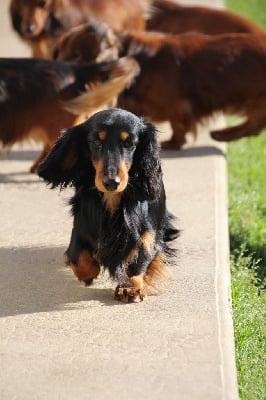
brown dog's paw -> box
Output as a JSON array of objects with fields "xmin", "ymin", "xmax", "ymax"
[{"xmin": 114, "ymin": 287, "xmax": 144, "ymax": 303}]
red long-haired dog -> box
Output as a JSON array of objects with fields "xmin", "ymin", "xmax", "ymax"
[
  {"xmin": 0, "ymin": 56, "xmax": 139, "ymax": 171},
  {"xmin": 118, "ymin": 31, "xmax": 266, "ymax": 148},
  {"xmin": 52, "ymin": 1, "xmax": 265, "ymax": 63},
  {"xmin": 52, "ymin": 21, "xmax": 266, "ymax": 147},
  {"xmin": 38, "ymin": 108, "xmax": 178, "ymax": 303},
  {"xmin": 146, "ymin": 0, "xmax": 264, "ymax": 35},
  {"xmin": 9, "ymin": 0, "xmax": 145, "ymax": 58}
]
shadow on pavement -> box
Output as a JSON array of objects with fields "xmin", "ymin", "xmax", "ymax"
[
  {"xmin": 0, "ymin": 246, "xmax": 117, "ymax": 318},
  {"xmin": 161, "ymin": 145, "xmax": 226, "ymax": 159},
  {"xmin": 1, "ymin": 146, "xmax": 225, "ymax": 163},
  {"xmin": 0, "ymin": 171, "xmax": 42, "ymax": 184},
  {"xmin": 0, "ymin": 149, "xmax": 41, "ymax": 161}
]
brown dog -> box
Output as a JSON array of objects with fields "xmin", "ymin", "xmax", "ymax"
[
  {"xmin": 54, "ymin": 24, "xmax": 266, "ymax": 146},
  {"xmin": 9, "ymin": 0, "xmax": 145, "ymax": 57},
  {"xmin": 0, "ymin": 56, "xmax": 139, "ymax": 171},
  {"xmin": 146, "ymin": 0, "xmax": 264, "ymax": 35},
  {"xmin": 52, "ymin": 1, "xmax": 265, "ymax": 63},
  {"xmin": 117, "ymin": 30, "xmax": 266, "ymax": 147}
]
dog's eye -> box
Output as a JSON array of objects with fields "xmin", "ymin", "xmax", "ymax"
[
  {"xmin": 92, "ymin": 140, "xmax": 103, "ymax": 150},
  {"xmin": 37, "ymin": 0, "xmax": 46, "ymax": 8},
  {"xmin": 123, "ymin": 140, "xmax": 135, "ymax": 149}
]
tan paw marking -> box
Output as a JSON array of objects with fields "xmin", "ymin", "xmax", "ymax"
[{"xmin": 114, "ymin": 287, "xmax": 144, "ymax": 303}]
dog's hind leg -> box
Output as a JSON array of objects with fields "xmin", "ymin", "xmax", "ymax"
[
  {"xmin": 143, "ymin": 251, "xmax": 169, "ymax": 294},
  {"xmin": 211, "ymin": 118, "xmax": 266, "ymax": 141},
  {"xmin": 160, "ymin": 116, "xmax": 194, "ymax": 150}
]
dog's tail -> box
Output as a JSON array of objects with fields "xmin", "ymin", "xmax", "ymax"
[{"xmin": 63, "ymin": 57, "xmax": 140, "ymax": 115}]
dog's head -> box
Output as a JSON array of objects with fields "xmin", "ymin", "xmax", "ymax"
[
  {"xmin": 53, "ymin": 21, "xmax": 119, "ymax": 63},
  {"xmin": 38, "ymin": 108, "xmax": 162, "ymax": 201},
  {"xmin": 10, "ymin": 0, "xmax": 54, "ymax": 38}
]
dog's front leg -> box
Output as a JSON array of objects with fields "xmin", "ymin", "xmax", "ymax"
[
  {"xmin": 114, "ymin": 249, "xmax": 168, "ymax": 303},
  {"xmin": 65, "ymin": 249, "xmax": 100, "ymax": 286},
  {"xmin": 65, "ymin": 230, "xmax": 100, "ymax": 285},
  {"xmin": 114, "ymin": 273, "xmax": 145, "ymax": 303}
]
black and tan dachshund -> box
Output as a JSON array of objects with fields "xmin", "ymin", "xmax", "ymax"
[{"xmin": 38, "ymin": 108, "xmax": 178, "ymax": 303}]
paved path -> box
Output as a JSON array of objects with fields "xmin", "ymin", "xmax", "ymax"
[{"xmin": 0, "ymin": 1, "xmax": 238, "ymax": 399}]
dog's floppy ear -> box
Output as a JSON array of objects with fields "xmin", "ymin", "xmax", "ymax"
[
  {"xmin": 38, "ymin": 123, "xmax": 94, "ymax": 189},
  {"xmin": 129, "ymin": 121, "xmax": 162, "ymax": 200}
]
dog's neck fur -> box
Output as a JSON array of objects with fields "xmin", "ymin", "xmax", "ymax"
[{"xmin": 103, "ymin": 192, "xmax": 122, "ymax": 214}]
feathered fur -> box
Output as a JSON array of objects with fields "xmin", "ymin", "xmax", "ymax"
[{"xmin": 0, "ymin": 56, "xmax": 139, "ymax": 171}]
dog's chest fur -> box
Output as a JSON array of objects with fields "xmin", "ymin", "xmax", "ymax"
[{"xmin": 71, "ymin": 189, "xmax": 150, "ymax": 268}]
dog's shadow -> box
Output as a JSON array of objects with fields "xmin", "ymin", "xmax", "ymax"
[
  {"xmin": 0, "ymin": 149, "xmax": 43, "ymax": 184},
  {"xmin": 160, "ymin": 145, "xmax": 226, "ymax": 159},
  {"xmin": 0, "ymin": 246, "xmax": 118, "ymax": 318},
  {"xmin": 0, "ymin": 149, "xmax": 42, "ymax": 162}
]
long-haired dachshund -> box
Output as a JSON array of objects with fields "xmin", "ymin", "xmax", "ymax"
[
  {"xmin": 117, "ymin": 30, "xmax": 266, "ymax": 148},
  {"xmin": 50, "ymin": 22, "xmax": 266, "ymax": 147},
  {"xmin": 52, "ymin": 2, "xmax": 265, "ymax": 63},
  {"xmin": 0, "ymin": 56, "xmax": 139, "ymax": 171},
  {"xmin": 9, "ymin": 0, "xmax": 145, "ymax": 58},
  {"xmin": 38, "ymin": 108, "xmax": 178, "ymax": 303},
  {"xmin": 146, "ymin": 0, "xmax": 264, "ymax": 35}
]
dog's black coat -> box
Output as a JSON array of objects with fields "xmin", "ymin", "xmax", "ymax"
[{"xmin": 38, "ymin": 109, "xmax": 178, "ymax": 298}]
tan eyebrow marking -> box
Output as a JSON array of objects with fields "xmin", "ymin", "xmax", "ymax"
[
  {"xmin": 98, "ymin": 131, "xmax": 107, "ymax": 141},
  {"xmin": 120, "ymin": 131, "xmax": 129, "ymax": 141}
]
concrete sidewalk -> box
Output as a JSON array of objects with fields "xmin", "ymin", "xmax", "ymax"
[{"xmin": 0, "ymin": 1, "xmax": 238, "ymax": 399}]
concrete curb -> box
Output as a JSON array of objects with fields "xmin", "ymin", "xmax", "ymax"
[{"xmin": 214, "ymin": 144, "xmax": 238, "ymax": 399}]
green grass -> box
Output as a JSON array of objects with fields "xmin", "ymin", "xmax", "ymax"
[
  {"xmin": 225, "ymin": 1, "xmax": 266, "ymax": 398},
  {"xmin": 225, "ymin": 0, "xmax": 266, "ymax": 29},
  {"xmin": 228, "ymin": 135, "xmax": 266, "ymax": 282},
  {"xmin": 228, "ymin": 136, "xmax": 266, "ymax": 399},
  {"xmin": 231, "ymin": 249, "xmax": 266, "ymax": 400}
]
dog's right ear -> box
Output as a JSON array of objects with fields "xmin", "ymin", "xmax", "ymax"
[{"xmin": 38, "ymin": 124, "xmax": 94, "ymax": 189}]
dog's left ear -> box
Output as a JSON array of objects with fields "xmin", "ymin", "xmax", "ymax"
[
  {"xmin": 38, "ymin": 123, "xmax": 94, "ymax": 189},
  {"xmin": 129, "ymin": 122, "xmax": 162, "ymax": 200}
]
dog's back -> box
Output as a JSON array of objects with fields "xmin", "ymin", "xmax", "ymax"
[
  {"xmin": 147, "ymin": 0, "xmax": 264, "ymax": 35},
  {"xmin": 176, "ymin": 33, "xmax": 266, "ymax": 114},
  {"xmin": 0, "ymin": 58, "xmax": 77, "ymax": 146},
  {"xmin": 118, "ymin": 30, "xmax": 266, "ymax": 146}
]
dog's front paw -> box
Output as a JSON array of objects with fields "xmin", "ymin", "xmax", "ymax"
[{"xmin": 114, "ymin": 287, "xmax": 144, "ymax": 303}]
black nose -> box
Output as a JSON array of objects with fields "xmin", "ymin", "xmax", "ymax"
[
  {"xmin": 27, "ymin": 24, "xmax": 36, "ymax": 33},
  {"xmin": 102, "ymin": 176, "xmax": 120, "ymax": 191}
]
